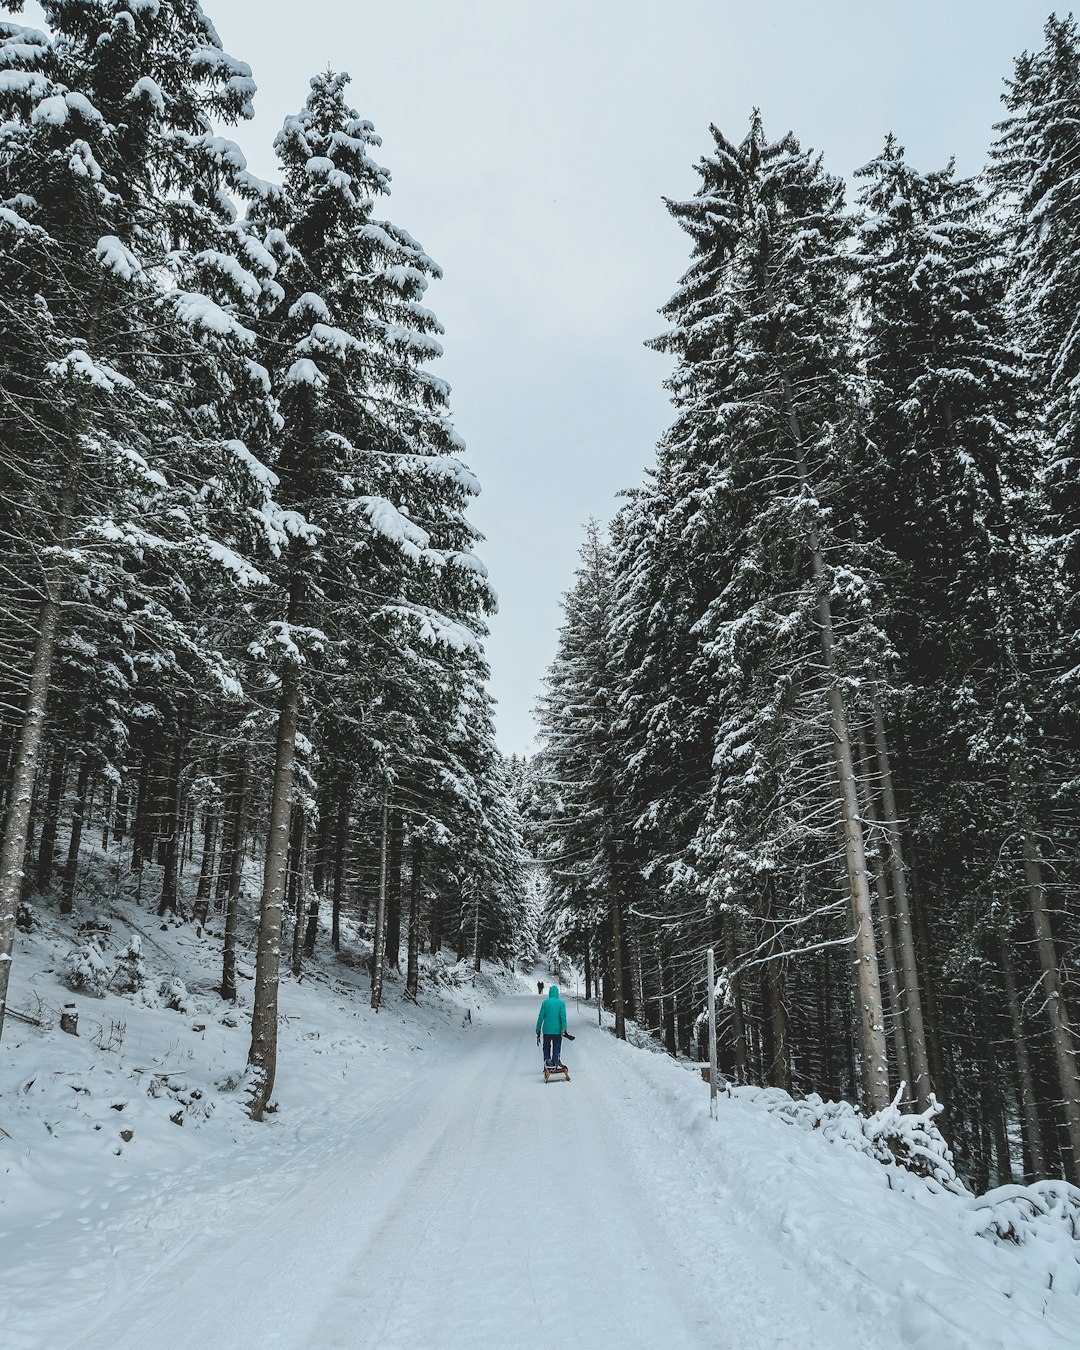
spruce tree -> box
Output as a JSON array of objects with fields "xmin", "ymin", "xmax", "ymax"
[{"xmin": 0, "ymin": 1, "xmax": 280, "ymax": 1040}]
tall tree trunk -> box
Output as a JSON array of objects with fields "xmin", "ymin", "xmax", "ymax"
[
  {"xmin": 385, "ymin": 807, "xmax": 404, "ymax": 971},
  {"xmin": 609, "ymin": 885, "xmax": 627, "ymax": 1040},
  {"xmin": 35, "ymin": 744, "xmax": 66, "ymax": 893},
  {"xmin": 997, "ymin": 923, "xmax": 1045, "ymax": 1179},
  {"xmin": 406, "ymin": 839, "xmax": 423, "ymax": 1000},
  {"xmin": 130, "ymin": 747, "xmax": 153, "ymax": 875},
  {"xmin": 193, "ymin": 807, "xmax": 218, "ymax": 929},
  {"xmin": 113, "ymin": 780, "xmax": 130, "ymax": 847},
  {"xmin": 660, "ymin": 942, "xmax": 677, "ymax": 1056},
  {"xmin": 221, "ymin": 755, "xmax": 248, "ymax": 1003},
  {"xmin": 906, "ymin": 857, "xmax": 947, "ymax": 1106},
  {"xmin": 59, "ymin": 750, "xmax": 91, "ymax": 915},
  {"xmin": 302, "ymin": 883, "xmax": 319, "ymax": 959},
  {"xmin": 620, "ymin": 918, "xmax": 636, "ymax": 1024},
  {"xmin": 822, "ymin": 664, "xmax": 889, "ymax": 1109},
  {"xmin": 762, "ymin": 875, "xmax": 792, "ymax": 1092},
  {"xmin": 193, "ymin": 744, "xmax": 220, "ymax": 929},
  {"xmin": 1021, "ymin": 823, "xmax": 1080, "ymax": 1184},
  {"xmin": 289, "ymin": 808, "xmax": 307, "ymax": 979},
  {"xmin": 784, "ymin": 381, "xmax": 889, "ymax": 1110},
  {"xmin": 978, "ymin": 989, "xmax": 1014, "ymax": 1187},
  {"xmin": 817, "ymin": 953, "xmax": 833, "ymax": 1094},
  {"xmin": 331, "ymin": 788, "xmax": 347, "ymax": 953},
  {"xmin": 871, "ymin": 702, "xmax": 933, "ymax": 1111},
  {"xmin": 0, "ymin": 589, "xmax": 66, "ymax": 1043},
  {"xmin": 634, "ymin": 932, "xmax": 645, "ymax": 1027},
  {"xmin": 725, "ymin": 920, "xmax": 749, "ymax": 1085},
  {"xmin": 429, "ymin": 880, "xmax": 441, "ymax": 956},
  {"xmin": 157, "ymin": 716, "xmax": 187, "ymax": 918},
  {"xmin": 370, "ymin": 792, "xmax": 389, "ymax": 1011},
  {"xmin": 857, "ymin": 728, "xmax": 913, "ymax": 1103},
  {"xmin": 583, "ymin": 944, "xmax": 592, "ymax": 1003},
  {"xmin": 247, "ymin": 669, "xmax": 301, "ymax": 1119},
  {"xmin": 472, "ymin": 884, "xmax": 482, "ymax": 974}
]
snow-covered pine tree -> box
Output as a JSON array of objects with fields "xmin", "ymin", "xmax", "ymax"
[
  {"xmin": 536, "ymin": 521, "xmax": 633, "ymax": 1039},
  {"xmin": 986, "ymin": 18, "xmax": 1080, "ymax": 1179},
  {"xmin": 854, "ymin": 138, "xmax": 1058, "ymax": 1162},
  {"xmin": 645, "ymin": 114, "xmax": 893, "ymax": 1108},
  {"xmin": 242, "ymin": 69, "xmax": 496, "ymax": 1112},
  {"xmin": 0, "ymin": 0, "xmax": 283, "ymax": 1040}
]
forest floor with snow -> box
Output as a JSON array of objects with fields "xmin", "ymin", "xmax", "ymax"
[{"xmin": 3, "ymin": 900, "xmax": 1079, "ymax": 1349}]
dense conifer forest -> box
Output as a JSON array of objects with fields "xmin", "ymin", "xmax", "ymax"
[
  {"xmin": 531, "ymin": 15, "xmax": 1080, "ymax": 1189},
  {"xmin": 3, "ymin": 1, "xmax": 1080, "ymax": 1204},
  {"xmin": 0, "ymin": 0, "xmax": 530, "ymax": 1117}
]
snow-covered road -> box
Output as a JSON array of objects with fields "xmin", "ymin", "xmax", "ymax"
[{"xmin": 56, "ymin": 988, "xmax": 870, "ymax": 1350}]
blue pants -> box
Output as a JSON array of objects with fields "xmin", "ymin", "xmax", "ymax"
[{"xmin": 543, "ymin": 1033, "xmax": 563, "ymax": 1067}]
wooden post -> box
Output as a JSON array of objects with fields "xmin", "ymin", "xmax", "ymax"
[{"xmin": 707, "ymin": 947, "xmax": 718, "ymax": 1119}]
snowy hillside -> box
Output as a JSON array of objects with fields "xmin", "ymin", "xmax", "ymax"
[{"xmin": 3, "ymin": 918, "xmax": 1077, "ymax": 1350}]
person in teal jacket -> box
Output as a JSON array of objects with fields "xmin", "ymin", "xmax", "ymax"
[{"xmin": 536, "ymin": 984, "xmax": 568, "ymax": 1068}]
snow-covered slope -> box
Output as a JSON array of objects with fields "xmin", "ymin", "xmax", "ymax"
[{"xmin": 2, "ymin": 923, "xmax": 1077, "ymax": 1349}]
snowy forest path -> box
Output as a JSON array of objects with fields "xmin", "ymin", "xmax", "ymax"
[{"xmin": 58, "ymin": 986, "xmax": 870, "ymax": 1350}]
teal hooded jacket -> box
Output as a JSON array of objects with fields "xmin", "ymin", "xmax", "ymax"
[{"xmin": 536, "ymin": 986, "xmax": 567, "ymax": 1035}]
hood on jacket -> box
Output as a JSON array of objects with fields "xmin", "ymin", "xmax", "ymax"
[{"xmin": 549, "ymin": 986, "xmax": 559, "ymax": 999}]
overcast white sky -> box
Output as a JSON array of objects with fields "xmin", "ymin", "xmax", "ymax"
[{"xmin": 36, "ymin": 1, "xmax": 1055, "ymax": 752}]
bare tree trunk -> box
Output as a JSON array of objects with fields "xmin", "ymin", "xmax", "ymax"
[
  {"xmin": 660, "ymin": 942, "xmax": 677, "ymax": 1056},
  {"xmin": 784, "ymin": 382, "xmax": 889, "ymax": 1110},
  {"xmin": 857, "ymin": 728, "xmax": 913, "ymax": 1102},
  {"xmin": 817, "ymin": 952, "xmax": 833, "ymax": 1093},
  {"xmin": 157, "ymin": 717, "xmax": 187, "ymax": 918},
  {"xmin": 331, "ymin": 788, "xmax": 347, "ymax": 953},
  {"xmin": 59, "ymin": 750, "xmax": 91, "ymax": 915},
  {"xmin": 978, "ymin": 989, "xmax": 1014, "ymax": 1187},
  {"xmin": 302, "ymin": 883, "xmax": 319, "ymax": 960},
  {"xmin": 220, "ymin": 756, "xmax": 248, "ymax": 1002},
  {"xmin": 429, "ymin": 881, "xmax": 441, "ymax": 956},
  {"xmin": 370, "ymin": 792, "xmax": 389, "ymax": 1010},
  {"xmin": 472, "ymin": 884, "xmax": 481, "ymax": 974},
  {"xmin": 583, "ymin": 944, "xmax": 592, "ymax": 1002},
  {"xmin": 406, "ymin": 839, "xmax": 423, "ymax": 1000},
  {"xmin": 0, "ymin": 591, "xmax": 65, "ymax": 1043},
  {"xmin": 289, "ymin": 809, "xmax": 307, "ymax": 979},
  {"xmin": 609, "ymin": 884, "xmax": 627, "ymax": 1040},
  {"xmin": 130, "ymin": 747, "xmax": 152, "ymax": 876},
  {"xmin": 725, "ymin": 921, "xmax": 749, "ymax": 1084},
  {"xmin": 1021, "ymin": 825, "xmax": 1080, "ymax": 1183},
  {"xmin": 907, "ymin": 857, "xmax": 947, "ymax": 1104},
  {"xmin": 997, "ymin": 923, "xmax": 1045, "ymax": 1179},
  {"xmin": 634, "ymin": 931, "xmax": 645, "ymax": 1025},
  {"xmin": 824, "ymin": 672, "xmax": 889, "ymax": 1106},
  {"xmin": 101, "ymin": 782, "xmax": 113, "ymax": 850},
  {"xmin": 193, "ymin": 743, "xmax": 220, "ymax": 929},
  {"xmin": 113, "ymin": 779, "xmax": 130, "ymax": 847},
  {"xmin": 385, "ymin": 808, "xmax": 403, "ymax": 971},
  {"xmin": 247, "ymin": 671, "xmax": 301, "ymax": 1119},
  {"xmin": 761, "ymin": 875, "xmax": 792, "ymax": 1092},
  {"xmin": 36, "ymin": 743, "xmax": 66, "ymax": 893},
  {"xmin": 871, "ymin": 703, "xmax": 933, "ymax": 1111}
]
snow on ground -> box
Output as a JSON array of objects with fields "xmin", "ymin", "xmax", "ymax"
[{"xmin": 3, "ymin": 915, "xmax": 1077, "ymax": 1349}]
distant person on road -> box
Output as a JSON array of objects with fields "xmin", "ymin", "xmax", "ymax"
[
  {"xmin": 536, "ymin": 983, "xmax": 568, "ymax": 1068},
  {"xmin": 537, "ymin": 980, "xmax": 544, "ymax": 996}
]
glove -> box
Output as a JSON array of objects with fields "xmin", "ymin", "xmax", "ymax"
[{"xmin": 536, "ymin": 1034, "xmax": 541, "ymax": 1046}]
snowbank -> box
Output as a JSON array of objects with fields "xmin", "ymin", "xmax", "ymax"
[
  {"xmin": 599, "ymin": 1026, "xmax": 1079, "ymax": 1349},
  {"xmin": 0, "ymin": 894, "xmax": 520, "ymax": 1350}
]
